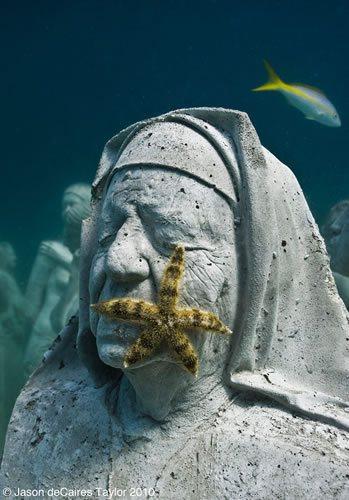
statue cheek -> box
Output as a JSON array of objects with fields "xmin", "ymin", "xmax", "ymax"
[{"xmin": 183, "ymin": 265, "xmax": 225, "ymax": 308}]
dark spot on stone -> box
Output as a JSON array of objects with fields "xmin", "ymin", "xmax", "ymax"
[
  {"xmin": 161, "ymin": 146, "xmax": 165, "ymax": 150},
  {"xmin": 59, "ymin": 360, "xmax": 65, "ymax": 369},
  {"xmin": 196, "ymin": 205, "xmax": 199, "ymax": 209},
  {"xmin": 30, "ymin": 431, "xmax": 46, "ymax": 447},
  {"xmin": 25, "ymin": 399, "xmax": 37, "ymax": 409},
  {"xmin": 281, "ymin": 240, "xmax": 287, "ymax": 247},
  {"xmin": 124, "ymin": 232, "xmax": 128, "ymax": 236},
  {"xmin": 180, "ymin": 188, "xmax": 185, "ymax": 193}
]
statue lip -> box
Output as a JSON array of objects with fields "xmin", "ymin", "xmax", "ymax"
[{"xmin": 96, "ymin": 323, "xmax": 139, "ymax": 342}]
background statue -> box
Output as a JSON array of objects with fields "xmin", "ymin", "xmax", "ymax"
[
  {"xmin": 1, "ymin": 109, "xmax": 348, "ymax": 498},
  {"xmin": 50, "ymin": 249, "xmax": 81, "ymax": 333},
  {"xmin": 0, "ymin": 242, "xmax": 26, "ymax": 457},
  {"xmin": 24, "ymin": 183, "xmax": 91, "ymax": 376},
  {"xmin": 322, "ymin": 200, "xmax": 349, "ymax": 308}
]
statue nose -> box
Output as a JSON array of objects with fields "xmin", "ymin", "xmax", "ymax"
[{"xmin": 106, "ymin": 237, "xmax": 150, "ymax": 283}]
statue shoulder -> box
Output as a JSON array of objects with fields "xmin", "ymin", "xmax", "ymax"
[
  {"xmin": 1, "ymin": 357, "xmax": 114, "ymax": 489},
  {"xmin": 153, "ymin": 399, "xmax": 349, "ymax": 499},
  {"xmin": 1, "ymin": 318, "xmax": 114, "ymax": 489}
]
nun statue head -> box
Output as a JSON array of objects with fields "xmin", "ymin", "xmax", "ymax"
[
  {"xmin": 78, "ymin": 108, "xmax": 349, "ymax": 427},
  {"xmin": 86, "ymin": 122, "xmax": 240, "ymax": 419}
]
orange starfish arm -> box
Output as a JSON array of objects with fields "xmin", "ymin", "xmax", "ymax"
[
  {"xmin": 91, "ymin": 298, "xmax": 159, "ymax": 324},
  {"xmin": 176, "ymin": 308, "xmax": 232, "ymax": 334},
  {"xmin": 159, "ymin": 245, "xmax": 185, "ymax": 313},
  {"xmin": 166, "ymin": 329, "xmax": 199, "ymax": 376},
  {"xmin": 124, "ymin": 326, "xmax": 163, "ymax": 367}
]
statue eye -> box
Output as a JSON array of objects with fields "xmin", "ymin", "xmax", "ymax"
[{"xmin": 98, "ymin": 233, "xmax": 115, "ymax": 248}]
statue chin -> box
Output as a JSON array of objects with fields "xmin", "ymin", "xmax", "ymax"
[{"xmin": 95, "ymin": 320, "xmax": 134, "ymax": 369}]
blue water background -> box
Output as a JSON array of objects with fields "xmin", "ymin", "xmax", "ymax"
[{"xmin": 1, "ymin": 0, "xmax": 348, "ymax": 284}]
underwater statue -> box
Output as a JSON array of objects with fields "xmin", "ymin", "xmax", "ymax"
[
  {"xmin": 0, "ymin": 242, "xmax": 26, "ymax": 456},
  {"xmin": 322, "ymin": 199, "xmax": 349, "ymax": 309},
  {"xmin": 1, "ymin": 109, "xmax": 348, "ymax": 498},
  {"xmin": 50, "ymin": 249, "xmax": 81, "ymax": 333},
  {"xmin": 24, "ymin": 183, "xmax": 91, "ymax": 376}
]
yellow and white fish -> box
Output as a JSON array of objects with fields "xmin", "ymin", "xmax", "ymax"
[{"xmin": 253, "ymin": 61, "xmax": 341, "ymax": 127}]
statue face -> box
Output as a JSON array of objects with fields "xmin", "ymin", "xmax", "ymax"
[
  {"xmin": 89, "ymin": 167, "xmax": 237, "ymax": 373},
  {"xmin": 326, "ymin": 207, "xmax": 349, "ymax": 276},
  {"xmin": 62, "ymin": 191, "xmax": 85, "ymax": 227}
]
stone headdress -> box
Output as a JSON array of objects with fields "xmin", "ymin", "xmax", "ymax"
[{"xmin": 46, "ymin": 108, "xmax": 349, "ymax": 430}]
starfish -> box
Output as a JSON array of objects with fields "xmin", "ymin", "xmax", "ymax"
[{"xmin": 91, "ymin": 245, "xmax": 232, "ymax": 376}]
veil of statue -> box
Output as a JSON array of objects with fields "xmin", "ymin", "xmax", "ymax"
[{"xmin": 1, "ymin": 108, "xmax": 348, "ymax": 499}]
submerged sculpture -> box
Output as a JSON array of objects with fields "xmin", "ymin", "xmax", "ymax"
[
  {"xmin": 24, "ymin": 183, "xmax": 91, "ymax": 375},
  {"xmin": 0, "ymin": 242, "xmax": 26, "ymax": 455},
  {"xmin": 322, "ymin": 200, "xmax": 349, "ymax": 308},
  {"xmin": 1, "ymin": 109, "xmax": 348, "ymax": 498}
]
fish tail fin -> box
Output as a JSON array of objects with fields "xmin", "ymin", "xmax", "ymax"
[{"xmin": 252, "ymin": 60, "xmax": 284, "ymax": 92}]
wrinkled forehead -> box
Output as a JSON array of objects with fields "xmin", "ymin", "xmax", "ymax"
[
  {"xmin": 100, "ymin": 166, "xmax": 235, "ymax": 243},
  {"xmin": 103, "ymin": 166, "xmax": 232, "ymax": 213}
]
